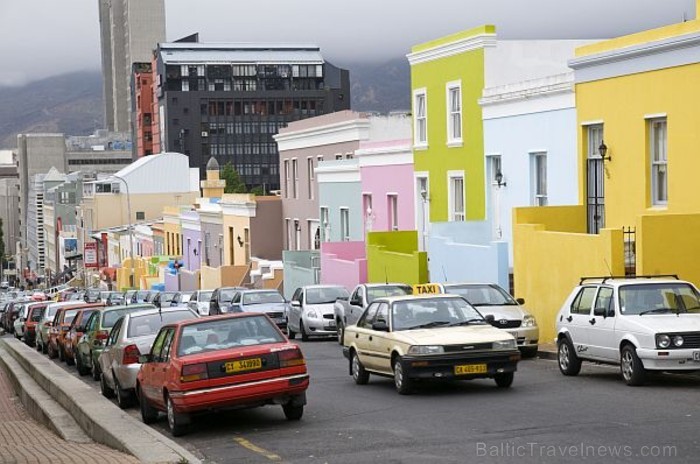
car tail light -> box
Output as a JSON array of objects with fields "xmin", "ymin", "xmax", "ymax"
[
  {"xmin": 95, "ymin": 330, "xmax": 109, "ymax": 340},
  {"xmin": 181, "ymin": 363, "xmax": 208, "ymax": 382},
  {"xmin": 122, "ymin": 344, "xmax": 140, "ymax": 365},
  {"xmin": 278, "ymin": 347, "xmax": 305, "ymax": 368}
]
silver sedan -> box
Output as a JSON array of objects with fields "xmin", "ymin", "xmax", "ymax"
[{"xmin": 97, "ymin": 307, "xmax": 198, "ymax": 408}]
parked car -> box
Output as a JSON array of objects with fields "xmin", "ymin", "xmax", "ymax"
[
  {"xmin": 153, "ymin": 291, "xmax": 179, "ymax": 308},
  {"xmin": 76, "ymin": 304, "xmax": 156, "ymax": 380},
  {"xmin": 136, "ymin": 313, "xmax": 309, "ymax": 436},
  {"xmin": 37, "ymin": 302, "xmax": 79, "ymax": 354},
  {"xmin": 84, "ymin": 288, "xmax": 101, "ymax": 303},
  {"xmin": 441, "ymin": 283, "xmax": 539, "ymax": 358},
  {"xmin": 12, "ymin": 302, "xmax": 31, "ymax": 339},
  {"xmin": 64, "ymin": 307, "xmax": 103, "ymax": 368},
  {"xmin": 129, "ymin": 290, "xmax": 152, "ymax": 304},
  {"xmin": 123, "ymin": 290, "xmax": 138, "ymax": 304},
  {"xmin": 335, "ymin": 283, "xmax": 413, "ymax": 344},
  {"xmin": 144, "ymin": 291, "xmax": 160, "ymax": 304},
  {"xmin": 48, "ymin": 305, "xmax": 101, "ymax": 361},
  {"xmin": 208, "ymin": 287, "xmax": 246, "ymax": 315},
  {"xmin": 227, "ymin": 290, "xmax": 289, "ymax": 329},
  {"xmin": 3, "ymin": 300, "xmax": 29, "ymax": 333},
  {"xmin": 104, "ymin": 292, "xmax": 126, "ymax": 307},
  {"xmin": 556, "ymin": 276, "xmax": 700, "ymax": 386},
  {"xmin": 23, "ymin": 304, "xmax": 47, "ymax": 347},
  {"xmin": 288, "ymin": 285, "xmax": 349, "ymax": 341},
  {"xmin": 98, "ymin": 307, "xmax": 198, "ymax": 408},
  {"xmin": 188, "ymin": 290, "xmax": 214, "ymax": 316},
  {"xmin": 174, "ymin": 292, "xmax": 193, "ymax": 307},
  {"xmin": 342, "ymin": 294, "xmax": 520, "ymax": 394}
]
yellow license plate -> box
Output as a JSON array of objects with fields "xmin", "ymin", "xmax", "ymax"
[
  {"xmin": 454, "ymin": 364, "xmax": 488, "ymax": 375},
  {"xmin": 225, "ymin": 358, "xmax": 262, "ymax": 373}
]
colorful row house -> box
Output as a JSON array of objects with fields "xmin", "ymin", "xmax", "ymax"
[{"xmin": 514, "ymin": 4, "xmax": 700, "ymax": 341}]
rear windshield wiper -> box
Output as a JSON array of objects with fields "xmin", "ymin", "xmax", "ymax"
[{"xmin": 639, "ymin": 308, "xmax": 674, "ymax": 316}]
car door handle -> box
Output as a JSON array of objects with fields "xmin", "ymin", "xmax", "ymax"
[
  {"xmin": 369, "ymin": 336, "xmax": 373, "ymax": 341},
  {"xmin": 566, "ymin": 316, "xmax": 573, "ymax": 322},
  {"xmin": 355, "ymin": 333, "xmax": 359, "ymax": 338},
  {"xmin": 589, "ymin": 318, "xmax": 596, "ymax": 325}
]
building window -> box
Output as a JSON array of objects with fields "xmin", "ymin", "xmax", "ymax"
[
  {"xmin": 181, "ymin": 80, "xmax": 189, "ymax": 92},
  {"xmin": 650, "ymin": 118, "xmax": 668, "ymax": 206},
  {"xmin": 362, "ymin": 193, "xmax": 373, "ymax": 233},
  {"xmin": 446, "ymin": 81, "xmax": 462, "ymax": 144},
  {"xmin": 285, "ymin": 219, "xmax": 292, "ymax": 250},
  {"xmin": 307, "ymin": 157, "xmax": 314, "ymax": 200},
  {"xmin": 387, "ymin": 194, "xmax": 398, "ymax": 231},
  {"xmin": 340, "ymin": 208, "xmax": 350, "ymax": 241},
  {"xmin": 414, "ymin": 89, "xmax": 427, "ymax": 147},
  {"xmin": 448, "ymin": 173, "xmax": 465, "ymax": 222},
  {"xmin": 489, "ymin": 155, "xmax": 502, "ymax": 187},
  {"xmin": 531, "ymin": 152, "xmax": 548, "ymax": 206},
  {"xmin": 283, "ymin": 160, "xmax": 289, "ymax": 198},
  {"xmin": 320, "ymin": 207, "xmax": 329, "ymax": 242},
  {"xmin": 292, "ymin": 159, "xmax": 298, "ymax": 199},
  {"xmin": 135, "ymin": 211, "xmax": 145, "ymax": 221}
]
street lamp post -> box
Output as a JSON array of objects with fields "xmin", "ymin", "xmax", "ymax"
[{"xmin": 111, "ymin": 175, "xmax": 135, "ymax": 289}]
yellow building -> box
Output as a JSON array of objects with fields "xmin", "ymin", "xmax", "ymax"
[
  {"xmin": 514, "ymin": 5, "xmax": 700, "ymax": 342},
  {"xmin": 163, "ymin": 206, "xmax": 186, "ymax": 257}
]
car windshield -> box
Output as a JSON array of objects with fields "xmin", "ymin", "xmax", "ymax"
[
  {"xmin": 103, "ymin": 306, "xmax": 154, "ymax": 328},
  {"xmin": 45, "ymin": 304, "xmax": 60, "ymax": 320},
  {"xmin": 137, "ymin": 291, "xmax": 150, "ymax": 300},
  {"xmin": 178, "ymin": 315, "xmax": 284, "ymax": 357},
  {"xmin": 199, "ymin": 291, "xmax": 213, "ymax": 302},
  {"xmin": 30, "ymin": 307, "xmax": 45, "ymax": 322},
  {"xmin": 392, "ymin": 297, "xmax": 486, "ymax": 331},
  {"xmin": 220, "ymin": 289, "xmax": 238, "ymax": 302},
  {"xmin": 242, "ymin": 291, "xmax": 284, "ymax": 305},
  {"xmin": 306, "ymin": 287, "xmax": 349, "ymax": 305},
  {"xmin": 619, "ymin": 283, "xmax": 700, "ymax": 315},
  {"xmin": 78, "ymin": 309, "xmax": 97, "ymax": 326},
  {"xmin": 127, "ymin": 310, "xmax": 197, "ymax": 338},
  {"xmin": 162, "ymin": 292, "xmax": 178, "ymax": 303},
  {"xmin": 64, "ymin": 309, "xmax": 79, "ymax": 325},
  {"xmin": 367, "ymin": 285, "xmax": 412, "ymax": 304},
  {"xmin": 446, "ymin": 284, "xmax": 517, "ymax": 306}
]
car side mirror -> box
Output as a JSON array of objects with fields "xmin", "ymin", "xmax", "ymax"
[
  {"xmin": 484, "ymin": 314, "xmax": 495, "ymax": 325},
  {"xmin": 593, "ymin": 307, "xmax": 607, "ymax": 317},
  {"xmin": 516, "ymin": 298, "xmax": 525, "ymax": 305},
  {"xmin": 291, "ymin": 300, "xmax": 301, "ymax": 308},
  {"xmin": 372, "ymin": 320, "xmax": 389, "ymax": 332},
  {"xmin": 138, "ymin": 354, "xmax": 152, "ymax": 364}
]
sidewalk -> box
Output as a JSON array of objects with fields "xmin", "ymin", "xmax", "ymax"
[{"xmin": 0, "ymin": 365, "xmax": 138, "ymax": 464}]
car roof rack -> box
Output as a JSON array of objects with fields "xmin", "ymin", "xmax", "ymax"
[{"xmin": 579, "ymin": 274, "xmax": 679, "ymax": 285}]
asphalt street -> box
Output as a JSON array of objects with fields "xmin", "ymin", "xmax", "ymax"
[{"xmin": 45, "ymin": 337, "xmax": 700, "ymax": 464}]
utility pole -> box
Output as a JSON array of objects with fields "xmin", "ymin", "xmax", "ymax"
[{"xmin": 111, "ymin": 175, "xmax": 135, "ymax": 289}]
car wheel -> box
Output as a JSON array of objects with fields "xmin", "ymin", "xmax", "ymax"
[
  {"xmin": 393, "ymin": 357, "xmax": 414, "ymax": 395},
  {"xmin": 557, "ymin": 337, "xmax": 581, "ymax": 376},
  {"xmin": 494, "ymin": 372, "xmax": 514, "ymax": 388},
  {"xmin": 520, "ymin": 346, "xmax": 538, "ymax": 359},
  {"xmin": 139, "ymin": 385, "xmax": 158, "ymax": 424},
  {"xmin": 58, "ymin": 344, "xmax": 65, "ymax": 362},
  {"xmin": 48, "ymin": 343, "xmax": 58, "ymax": 360},
  {"xmin": 100, "ymin": 373, "xmax": 115, "ymax": 399},
  {"xmin": 36, "ymin": 340, "xmax": 41, "ymax": 352},
  {"xmin": 41, "ymin": 340, "xmax": 48, "ymax": 355},
  {"xmin": 287, "ymin": 323, "xmax": 296, "ymax": 340},
  {"xmin": 76, "ymin": 352, "xmax": 89, "ymax": 376},
  {"xmin": 620, "ymin": 345, "xmax": 646, "ymax": 386},
  {"xmin": 91, "ymin": 358, "xmax": 101, "ymax": 381},
  {"xmin": 300, "ymin": 321, "xmax": 309, "ymax": 342},
  {"xmin": 166, "ymin": 395, "xmax": 188, "ymax": 437},
  {"xmin": 115, "ymin": 377, "xmax": 133, "ymax": 409},
  {"xmin": 351, "ymin": 351, "xmax": 369, "ymax": 385},
  {"xmin": 336, "ymin": 321, "xmax": 344, "ymax": 345},
  {"xmin": 282, "ymin": 402, "xmax": 304, "ymax": 421},
  {"xmin": 65, "ymin": 351, "xmax": 75, "ymax": 366}
]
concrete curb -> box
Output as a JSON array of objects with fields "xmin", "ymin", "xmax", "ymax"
[
  {"xmin": 0, "ymin": 346, "xmax": 91, "ymax": 443},
  {"xmin": 1, "ymin": 338, "xmax": 202, "ymax": 464},
  {"xmin": 537, "ymin": 349, "xmax": 558, "ymax": 361}
]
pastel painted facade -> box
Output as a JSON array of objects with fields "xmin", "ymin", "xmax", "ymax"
[
  {"xmin": 320, "ymin": 241, "xmax": 367, "ymax": 291},
  {"xmin": 133, "ymin": 224, "xmax": 155, "ymax": 258},
  {"xmin": 198, "ymin": 200, "xmax": 224, "ymax": 269},
  {"xmin": 162, "ymin": 206, "xmax": 184, "ymax": 257},
  {"xmin": 181, "ymin": 210, "xmax": 202, "ymax": 272},
  {"xmin": 316, "ymin": 159, "xmax": 362, "ymax": 243},
  {"xmin": 514, "ymin": 7, "xmax": 700, "ymax": 342},
  {"xmin": 282, "ymin": 250, "xmax": 320, "ymax": 299},
  {"xmin": 367, "ymin": 232, "xmax": 427, "ymax": 285}
]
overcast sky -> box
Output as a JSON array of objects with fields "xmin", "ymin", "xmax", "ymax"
[{"xmin": 0, "ymin": 0, "xmax": 696, "ymax": 86}]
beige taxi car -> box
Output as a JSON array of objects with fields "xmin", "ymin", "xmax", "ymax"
[{"xmin": 342, "ymin": 294, "xmax": 521, "ymax": 394}]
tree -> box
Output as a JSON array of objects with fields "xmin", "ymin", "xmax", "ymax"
[
  {"xmin": 220, "ymin": 163, "xmax": 248, "ymax": 194},
  {"xmin": 250, "ymin": 186, "xmax": 265, "ymax": 196}
]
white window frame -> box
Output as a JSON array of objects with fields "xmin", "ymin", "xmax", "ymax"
[
  {"xmin": 307, "ymin": 157, "xmax": 314, "ymax": 200},
  {"xmin": 413, "ymin": 88, "xmax": 428, "ymax": 149},
  {"xmin": 447, "ymin": 170, "xmax": 465, "ymax": 222},
  {"xmin": 387, "ymin": 194, "xmax": 399, "ymax": 231},
  {"xmin": 285, "ymin": 218, "xmax": 292, "ymax": 250},
  {"xmin": 291, "ymin": 158, "xmax": 298, "ymax": 199},
  {"xmin": 320, "ymin": 207, "xmax": 330, "ymax": 242},
  {"xmin": 488, "ymin": 155, "xmax": 502, "ymax": 187},
  {"xmin": 362, "ymin": 193, "xmax": 373, "ymax": 232},
  {"xmin": 446, "ymin": 80, "xmax": 462, "ymax": 146},
  {"xmin": 649, "ymin": 118, "xmax": 668, "ymax": 206},
  {"xmin": 531, "ymin": 152, "xmax": 548, "ymax": 206},
  {"xmin": 283, "ymin": 159, "xmax": 289, "ymax": 198},
  {"xmin": 340, "ymin": 207, "xmax": 350, "ymax": 242}
]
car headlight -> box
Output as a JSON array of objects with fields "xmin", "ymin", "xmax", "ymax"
[
  {"xmin": 407, "ymin": 345, "xmax": 444, "ymax": 355},
  {"xmin": 656, "ymin": 334, "xmax": 671, "ymax": 349},
  {"xmin": 672, "ymin": 335, "xmax": 684, "ymax": 347},
  {"xmin": 522, "ymin": 315, "xmax": 537, "ymax": 327},
  {"xmin": 306, "ymin": 310, "xmax": 318, "ymax": 319},
  {"xmin": 493, "ymin": 339, "xmax": 516, "ymax": 350}
]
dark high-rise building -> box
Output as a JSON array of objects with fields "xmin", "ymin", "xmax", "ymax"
[{"xmin": 137, "ymin": 37, "xmax": 351, "ymax": 192}]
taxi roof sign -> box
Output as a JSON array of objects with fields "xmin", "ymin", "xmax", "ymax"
[{"xmin": 412, "ymin": 283, "xmax": 444, "ymax": 295}]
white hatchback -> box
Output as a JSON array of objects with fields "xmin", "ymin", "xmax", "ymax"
[{"xmin": 555, "ymin": 276, "xmax": 700, "ymax": 386}]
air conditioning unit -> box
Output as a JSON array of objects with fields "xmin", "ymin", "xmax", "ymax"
[{"xmin": 201, "ymin": 131, "xmax": 209, "ymax": 137}]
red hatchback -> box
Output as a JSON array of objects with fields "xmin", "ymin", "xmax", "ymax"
[{"xmin": 136, "ymin": 313, "xmax": 309, "ymax": 436}]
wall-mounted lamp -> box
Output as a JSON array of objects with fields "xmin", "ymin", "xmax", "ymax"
[
  {"xmin": 237, "ymin": 236, "xmax": 244, "ymax": 247},
  {"xmin": 295, "ymin": 221, "xmax": 301, "ymax": 232},
  {"xmin": 598, "ymin": 140, "xmax": 611, "ymax": 162},
  {"xmin": 495, "ymin": 171, "xmax": 507, "ymax": 188},
  {"xmin": 193, "ymin": 249, "xmax": 198, "ymax": 256}
]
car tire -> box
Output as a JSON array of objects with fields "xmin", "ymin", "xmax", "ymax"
[
  {"xmin": 393, "ymin": 357, "xmax": 413, "ymax": 395},
  {"xmin": 58, "ymin": 344, "xmax": 65, "ymax": 362},
  {"xmin": 351, "ymin": 351, "xmax": 369, "ymax": 385},
  {"xmin": 100, "ymin": 373, "xmax": 115, "ymax": 399},
  {"xmin": 282, "ymin": 402, "xmax": 304, "ymax": 421},
  {"xmin": 115, "ymin": 377, "xmax": 133, "ymax": 409},
  {"xmin": 166, "ymin": 395, "xmax": 188, "ymax": 437},
  {"xmin": 494, "ymin": 372, "xmax": 514, "ymax": 388},
  {"xmin": 287, "ymin": 323, "xmax": 296, "ymax": 340},
  {"xmin": 65, "ymin": 351, "xmax": 75, "ymax": 366},
  {"xmin": 76, "ymin": 353, "xmax": 89, "ymax": 376},
  {"xmin": 620, "ymin": 344, "xmax": 646, "ymax": 386},
  {"xmin": 139, "ymin": 385, "xmax": 158, "ymax": 424},
  {"xmin": 557, "ymin": 337, "xmax": 582, "ymax": 376},
  {"xmin": 520, "ymin": 346, "xmax": 538, "ymax": 359},
  {"xmin": 48, "ymin": 343, "xmax": 58, "ymax": 360},
  {"xmin": 91, "ymin": 358, "xmax": 101, "ymax": 381},
  {"xmin": 41, "ymin": 340, "xmax": 48, "ymax": 355},
  {"xmin": 336, "ymin": 321, "xmax": 344, "ymax": 345},
  {"xmin": 35, "ymin": 340, "xmax": 41, "ymax": 352},
  {"xmin": 300, "ymin": 321, "xmax": 309, "ymax": 342}
]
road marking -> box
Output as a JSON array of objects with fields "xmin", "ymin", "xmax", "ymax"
[{"xmin": 234, "ymin": 437, "xmax": 283, "ymax": 461}]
